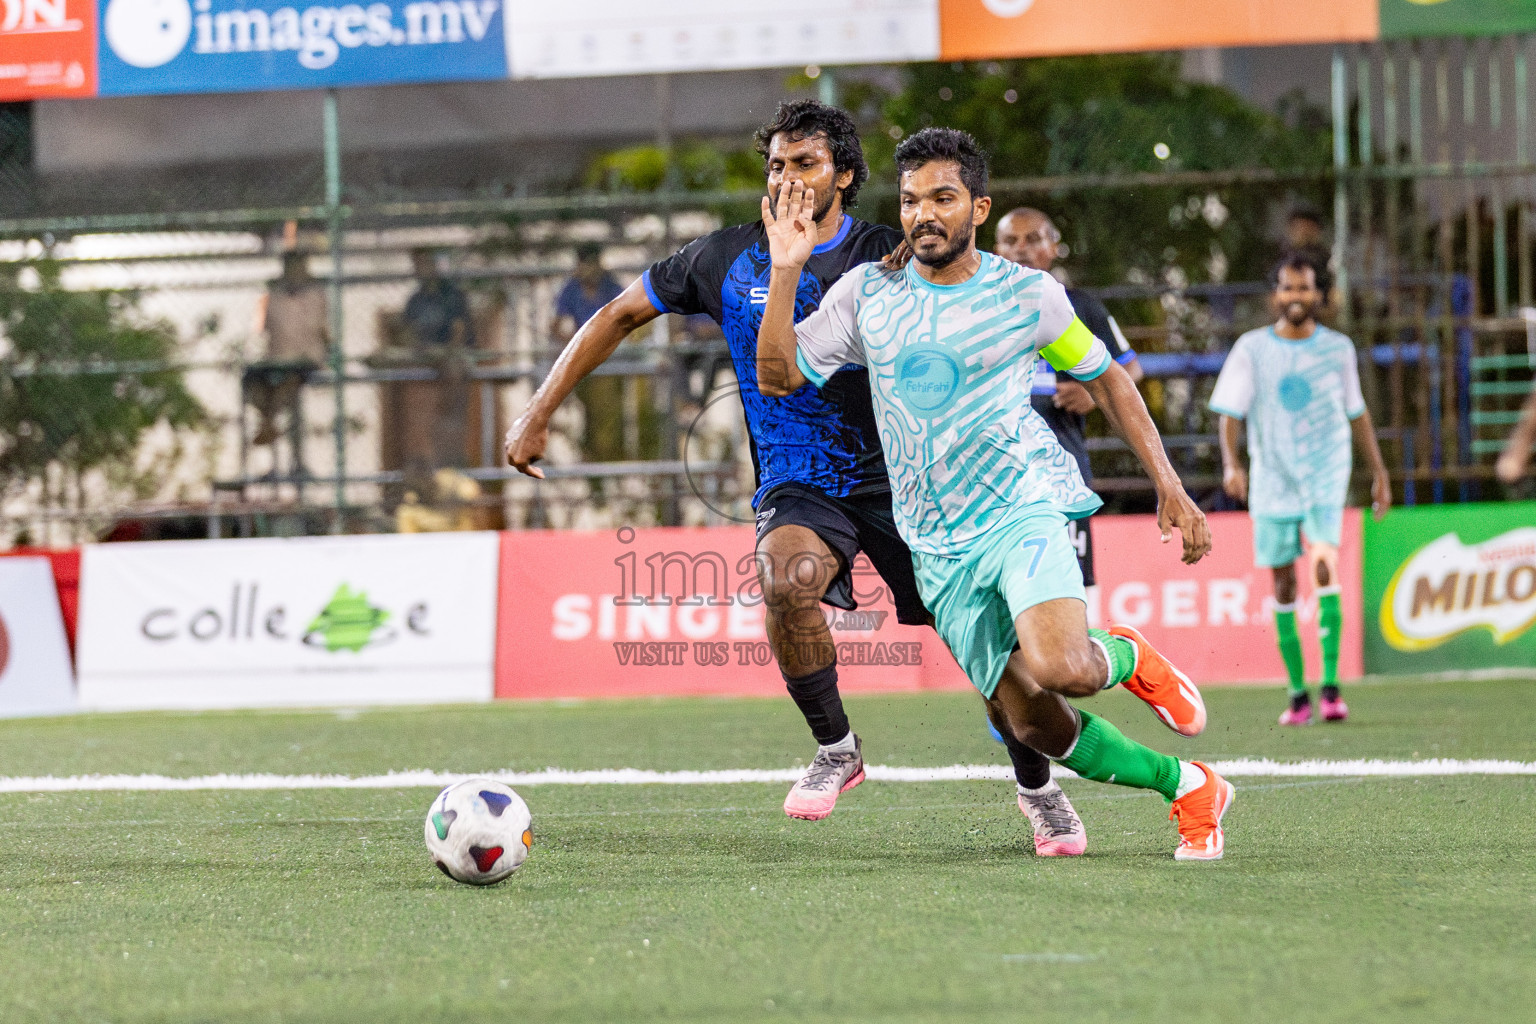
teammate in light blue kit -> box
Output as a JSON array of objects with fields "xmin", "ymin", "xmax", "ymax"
[
  {"xmin": 1211, "ymin": 253, "xmax": 1391, "ymax": 725},
  {"xmin": 756, "ymin": 128, "xmax": 1238, "ymax": 861}
]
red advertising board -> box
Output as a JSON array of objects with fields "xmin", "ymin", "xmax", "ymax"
[
  {"xmin": 0, "ymin": 546, "xmax": 79, "ymax": 655},
  {"xmin": 0, "ymin": 0, "xmax": 96, "ymax": 100},
  {"xmin": 1085, "ymin": 510, "xmax": 1363, "ymax": 685},
  {"xmin": 496, "ymin": 526, "xmax": 968, "ymax": 700},
  {"xmin": 495, "ymin": 511, "xmax": 1362, "ymax": 699}
]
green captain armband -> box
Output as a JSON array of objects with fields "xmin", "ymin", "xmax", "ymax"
[{"xmin": 1040, "ymin": 317, "xmax": 1097, "ymax": 373}]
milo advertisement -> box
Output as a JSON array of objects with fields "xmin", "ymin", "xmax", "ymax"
[{"xmin": 1365, "ymin": 502, "xmax": 1536, "ymax": 674}]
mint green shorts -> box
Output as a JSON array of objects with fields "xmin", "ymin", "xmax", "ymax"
[
  {"xmin": 912, "ymin": 506, "xmax": 1088, "ymax": 699},
  {"xmin": 1253, "ymin": 507, "xmax": 1343, "ymax": 568}
]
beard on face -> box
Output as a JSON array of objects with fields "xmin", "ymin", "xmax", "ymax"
[
  {"xmin": 1282, "ymin": 298, "xmax": 1317, "ymax": 326},
  {"xmin": 909, "ymin": 217, "xmax": 974, "ymax": 269}
]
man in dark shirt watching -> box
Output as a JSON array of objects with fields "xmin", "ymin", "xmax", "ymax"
[{"xmin": 995, "ymin": 207, "xmax": 1143, "ymax": 591}]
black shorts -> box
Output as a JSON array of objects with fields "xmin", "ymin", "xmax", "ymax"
[
  {"xmin": 1067, "ymin": 516, "xmax": 1096, "ymax": 588},
  {"xmin": 753, "ymin": 483, "xmax": 929, "ymax": 626}
]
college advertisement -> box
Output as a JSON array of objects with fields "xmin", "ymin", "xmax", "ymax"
[
  {"xmin": 1365, "ymin": 502, "xmax": 1536, "ymax": 675},
  {"xmin": 77, "ymin": 532, "xmax": 500, "ymax": 709},
  {"xmin": 494, "ymin": 512, "xmax": 1358, "ymax": 700},
  {"xmin": 0, "ymin": 557, "xmax": 78, "ymax": 717}
]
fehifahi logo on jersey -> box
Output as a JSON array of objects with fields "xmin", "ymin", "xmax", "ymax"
[
  {"xmin": 1379, "ymin": 526, "xmax": 1536, "ymax": 651},
  {"xmin": 96, "ymin": 0, "xmax": 508, "ymax": 95}
]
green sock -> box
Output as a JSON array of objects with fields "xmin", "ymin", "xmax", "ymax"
[
  {"xmin": 1087, "ymin": 629, "xmax": 1137, "ymax": 690},
  {"xmin": 1058, "ymin": 709, "xmax": 1182, "ymax": 801},
  {"xmin": 1317, "ymin": 588, "xmax": 1342, "ymax": 687},
  {"xmin": 1273, "ymin": 604, "xmax": 1306, "ymax": 697}
]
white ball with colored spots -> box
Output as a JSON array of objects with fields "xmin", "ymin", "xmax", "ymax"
[{"xmin": 424, "ymin": 779, "xmax": 533, "ymax": 886}]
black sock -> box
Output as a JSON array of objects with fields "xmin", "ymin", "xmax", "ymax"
[
  {"xmin": 999, "ymin": 726, "xmax": 1053, "ymax": 790},
  {"xmin": 784, "ymin": 663, "xmax": 850, "ymax": 746},
  {"xmin": 1320, "ymin": 684, "xmax": 1340, "ymax": 702}
]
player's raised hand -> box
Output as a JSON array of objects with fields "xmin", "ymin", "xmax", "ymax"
[
  {"xmin": 1157, "ymin": 486, "xmax": 1212, "ymax": 564},
  {"xmin": 504, "ymin": 413, "xmax": 548, "ymax": 479},
  {"xmin": 761, "ymin": 181, "xmax": 818, "ymax": 270}
]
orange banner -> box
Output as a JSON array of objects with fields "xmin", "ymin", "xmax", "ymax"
[
  {"xmin": 0, "ymin": 0, "xmax": 96, "ymax": 101},
  {"xmin": 940, "ymin": 0, "xmax": 1377, "ymax": 60}
]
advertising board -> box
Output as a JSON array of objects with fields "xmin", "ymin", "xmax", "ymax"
[
  {"xmin": 1365, "ymin": 502, "xmax": 1536, "ymax": 675},
  {"xmin": 938, "ymin": 0, "xmax": 1376, "ymax": 59},
  {"xmin": 494, "ymin": 512, "xmax": 1360, "ymax": 700},
  {"xmin": 1086, "ymin": 510, "xmax": 1363, "ymax": 684},
  {"xmin": 77, "ymin": 532, "xmax": 500, "ymax": 709},
  {"xmin": 0, "ymin": 557, "xmax": 78, "ymax": 717},
  {"xmin": 1380, "ymin": 0, "xmax": 1536, "ymax": 38},
  {"xmin": 495, "ymin": 526, "xmax": 967, "ymax": 700},
  {"xmin": 507, "ymin": 0, "xmax": 940, "ymax": 80},
  {"xmin": 92, "ymin": 0, "xmax": 508, "ymax": 95},
  {"xmin": 0, "ymin": 0, "xmax": 96, "ymax": 100}
]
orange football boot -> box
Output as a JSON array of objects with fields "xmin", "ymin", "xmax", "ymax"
[
  {"xmin": 1170, "ymin": 761, "xmax": 1234, "ymax": 861},
  {"xmin": 1108, "ymin": 624, "xmax": 1207, "ymax": 737}
]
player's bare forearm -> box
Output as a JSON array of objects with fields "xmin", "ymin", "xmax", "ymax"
[
  {"xmin": 1084, "ymin": 363, "xmax": 1179, "ymax": 492},
  {"xmin": 1217, "ymin": 415, "xmax": 1242, "ymax": 474},
  {"xmin": 757, "ymin": 266, "xmax": 807, "ymax": 397},
  {"xmin": 1351, "ymin": 409, "xmax": 1393, "ymax": 518},
  {"xmin": 1083, "ymin": 363, "xmax": 1211, "ymax": 562},
  {"xmin": 505, "ymin": 281, "xmax": 659, "ymax": 475},
  {"xmin": 1217, "ymin": 415, "xmax": 1248, "ymax": 503}
]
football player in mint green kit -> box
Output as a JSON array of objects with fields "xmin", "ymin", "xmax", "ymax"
[
  {"xmin": 1211, "ymin": 254, "xmax": 1391, "ymax": 726},
  {"xmin": 757, "ymin": 127, "xmax": 1236, "ymax": 861}
]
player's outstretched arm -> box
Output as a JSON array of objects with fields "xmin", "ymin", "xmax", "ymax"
[
  {"xmin": 756, "ymin": 181, "xmax": 819, "ymax": 397},
  {"xmin": 1083, "ymin": 362, "xmax": 1212, "ymax": 564},
  {"xmin": 1216, "ymin": 415, "xmax": 1247, "ymax": 504},
  {"xmin": 504, "ymin": 281, "xmax": 661, "ymax": 478},
  {"xmin": 1350, "ymin": 408, "xmax": 1393, "ymax": 519}
]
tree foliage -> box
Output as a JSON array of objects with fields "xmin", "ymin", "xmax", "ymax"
[
  {"xmin": 0, "ymin": 260, "xmax": 205, "ymax": 530},
  {"xmin": 849, "ymin": 54, "xmax": 1332, "ymax": 307}
]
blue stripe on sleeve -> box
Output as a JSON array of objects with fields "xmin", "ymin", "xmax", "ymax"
[
  {"xmin": 1208, "ymin": 403, "xmax": 1246, "ymax": 420},
  {"xmin": 640, "ymin": 269, "xmax": 669, "ymax": 314},
  {"xmin": 795, "ymin": 348, "xmax": 829, "ymax": 388}
]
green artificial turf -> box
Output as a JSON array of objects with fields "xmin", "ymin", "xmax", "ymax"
[{"xmin": 1, "ymin": 677, "xmax": 1533, "ymax": 1023}]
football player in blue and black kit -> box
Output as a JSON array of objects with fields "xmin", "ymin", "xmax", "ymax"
[{"xmin": 505, "ymin": 101, "xmax": 1086, "ymax": 850}]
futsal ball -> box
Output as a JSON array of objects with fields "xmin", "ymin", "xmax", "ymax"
[{"xmin": 424, "ymin": 779, "xmax": 532, "ymax": 885}]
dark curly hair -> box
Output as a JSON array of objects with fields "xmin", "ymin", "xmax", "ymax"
[
  {"xmin": 753, "ymin": 99, "xmax": 869, "ymax": 210},
  {"xmin": 894, "ymin": 127, "xmax": 989, "ymax": 200}
]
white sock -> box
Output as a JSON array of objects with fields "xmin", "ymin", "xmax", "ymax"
[
  {"xmin": 1174, "ymin": 761, "xmax": 1207, "ymax": 800},
  {"xmin": 820, "ymin": 731, "xmax": 856, "ymax": 755},
  {"xmin": 1017, "ymin": 779, "xmax": 1061, "ymax": 798}
]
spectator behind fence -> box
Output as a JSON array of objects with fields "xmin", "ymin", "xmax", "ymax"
[
  {"xmin": 551, "ymin": 241, "xmax": 623, "ymax": 346},
  {"xmin": 398, "ymin": 248, "xmax": 475, "ymax": 467},
  {"xmin": 246, "ymin": 251, "xmax": 327, "ymax": 467},
  {"xmin": 403, "ymin": 247, "xmax": 474, "ymax": 351},
  {"xmin": 552, "ymin": 242, "xmax": 632, "ymax": 461}
]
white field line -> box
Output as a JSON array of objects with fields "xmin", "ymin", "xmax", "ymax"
[{"xmin": 0, "ymin": 758, "xmax": 1532, "ymax": 793}]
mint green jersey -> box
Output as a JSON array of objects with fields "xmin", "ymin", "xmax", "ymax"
[
  {"xmin": 1208, "ymin": 325, "xmax": 1366, "ymax": 518},
  {"xmin": 791, "ymin": 252, "xmax": 1110, "ymax": 557}
]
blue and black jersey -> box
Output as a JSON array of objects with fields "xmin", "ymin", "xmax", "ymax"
[{"xmin": 643, "ymin": 215, "xmax": 902, "ymax": 506}]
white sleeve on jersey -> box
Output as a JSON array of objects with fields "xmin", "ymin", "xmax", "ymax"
[
  {"xmin": 1342, "ymin": 344, "xmax": 1367, "ymax": 419},
  {"xmin": 792, "ymin": 270, "xmax": 865, "ymax": 388},
  {"xmin": 1209, "ymin": 337, "xmax": 1256, "ymax": 419}
]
